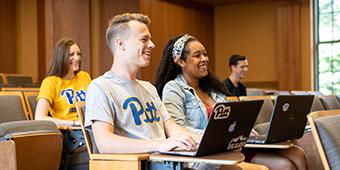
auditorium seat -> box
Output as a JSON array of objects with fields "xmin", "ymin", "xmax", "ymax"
[
  {"xmin": 308, "ymin": 110, "xmax": 340, "ymax": 170},
  {"xmin": 319, "ymin": 95, "xmax": 340, "ymax": 110},
  {"xmin": 238, "ymin": 96, "xmax": 274, "ymax": 125},
  {"xmin": 76, "ymin": 101, "xmax": 150, "ymax": 170},
  {"xmin": 23, "ymin": 91, "xmax": 39, "ymax": 120},
  {"xmin": 0, "ymin": 92, "xmax": 30, "ymax": 122},
  {"xmin": 291, "ymin": 91, "xmax": 324, "ymax": 112},
  {"xmin": 226, "ymin": 96, "xmax": 239, "ymax": 102},
  {"xmin": 0, "ymin": 120, "xmax": 63, "ymax": 170},
  {"xmin": 4, "ymin": 74, "xmax": 40, "ymax": 88}
]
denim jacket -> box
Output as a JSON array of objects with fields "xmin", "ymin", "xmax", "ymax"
[{"xmin": 162, "ymin": 74, "xmax": 227, "ymax": 134}]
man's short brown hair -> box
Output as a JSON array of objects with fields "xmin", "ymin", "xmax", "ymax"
[{"xmin": 106, "ymin": 13, "xmax": 151, "ymax": 53}]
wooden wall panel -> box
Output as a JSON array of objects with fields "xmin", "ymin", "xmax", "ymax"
[
  {"xmin": 8, "ymin": 0, "xmax": 311, "ymax": 88},
  {"xmin": 140, "ymin": 0, "xmax": 214, "ymax": 82},
  {"xmin": 53, "ymin": 0, "xmax": 91, "ymax": 73},
  {"xmin": 277, "ymin": 2, "xmax": 302, "ymax": 90},
  {"xmin": 0, "ymin": 0, "xmax": 17, "ymax": 73},
  {"xmin": 214, "ymin": 1, "xmax": 278, "ymax": 85},
  {"xmin": 38, "ymin": 0, "xmax": 91, "ymax": 82},
  {"xmin": 16, "ymin": 0, "xmax": 38, "ymax": 83},
  {"xmin": 215, "ymin": 0, "xmax": 312, "ymax": 90},
  {"xmin": 300, "ymin": 0, "xmax": 313, "ymax": 90},
  {"xmin": 95, "ymin": 0, "xmax": 140, "ymax": 77},
  {"xmin": 276, "ymin": 0, "xmax": 312, "ymax": 91},
  {"xmin": 37, "ymin": 0, "xmax": 46, "ymax": 81}
]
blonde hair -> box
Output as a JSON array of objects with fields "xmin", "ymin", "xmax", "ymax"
[{"xmin": 106, "ymin": 13, "xmax": 151, "ymax": 53}]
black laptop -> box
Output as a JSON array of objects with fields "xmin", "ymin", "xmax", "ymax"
[
  {"xmin": 247, "ymin": 95, "xmax": 314, "ymax": 144},
  {"xmin": 161, "ymin": 100, "xmax": 263, "ymax": 157}
]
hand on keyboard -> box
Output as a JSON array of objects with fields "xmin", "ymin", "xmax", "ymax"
[
  {"xmin": 157, "ymin": 135, "xmax": 198, "ymax": 152},
  {"xmin": 250, "ymin": 129, "xmax": 259, "ymax": 136}
]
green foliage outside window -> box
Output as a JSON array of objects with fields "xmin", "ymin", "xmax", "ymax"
[{"xmin": 316, "ymin": 0, "xmax": 340, "ymax": 94}]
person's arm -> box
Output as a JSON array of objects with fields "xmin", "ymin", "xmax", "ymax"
[
  {"xmin": 164, "ymin": 118, "xmax": 201, "ymax": 145},
  {"xmin": 35, "ymin": 98, "xmax": 79, "ymax": 126},
  {"xmin": 92, "ymin": 120, "xmax": 198, "ymax": 153},
  {"xmin": 162, "ymin": 82, "xmax": 204, "ymax": 134}
]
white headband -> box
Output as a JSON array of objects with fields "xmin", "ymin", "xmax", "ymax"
[{"xmin": 172, "ymin": 34, "xmax": 192, "ymax": 59}]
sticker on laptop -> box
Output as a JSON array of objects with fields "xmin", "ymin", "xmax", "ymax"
[
  {"xmin": 214, "ymin": 105, "xmax": 231, "ymax": 120},
  {"xmin": 228, "ymin": 121, "xmax": 236, "ymax": 132},
  {"xmin": 282, "ymin": 103, "xmax": 290, "ymax": 112},
  {"xmin": 227, "ymin": 135, "xmax": 248, "ymax": 150}
]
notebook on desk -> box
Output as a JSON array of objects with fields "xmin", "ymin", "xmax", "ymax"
[
  {"xmin": 161, "ymin": 100, "xmax": 263, "ymax": 157},
  {"xmin": 247, "ymin": 95, "xmax": 314, "ymax": 144}
]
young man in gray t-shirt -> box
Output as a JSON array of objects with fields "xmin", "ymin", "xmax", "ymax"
[{"xmin": 85, "ymin": 13, "xmax": 200, "ymax": 154}]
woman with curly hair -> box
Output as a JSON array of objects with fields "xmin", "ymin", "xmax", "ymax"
[{"xmin": 155, "ymin": 34, "xmax": 307, "ymax": 170}]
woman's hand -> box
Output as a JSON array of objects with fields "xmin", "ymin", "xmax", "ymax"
[{"xmin": 250, "ymin": 129, "xmax": 259, "ymax": 136}]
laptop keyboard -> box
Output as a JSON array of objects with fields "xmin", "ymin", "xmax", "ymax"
[
  {"xmin": 160, "ymin": 147, "xmax": 198, "ymax": 156},
  {"xmin": 247, "ymin": 135, "xmax": 266, "ymax": 144}
]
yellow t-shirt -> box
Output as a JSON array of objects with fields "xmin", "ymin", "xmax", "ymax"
[{"xmin": 37, "ymin": 71, "xmax": 91, "ymax": 120}]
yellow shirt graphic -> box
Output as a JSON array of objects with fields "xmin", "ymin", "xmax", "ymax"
[{"xmin": 37, "ymin": 71, "xmax": 91, "ymax": 120}]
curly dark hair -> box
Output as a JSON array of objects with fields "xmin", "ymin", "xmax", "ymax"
[{"xmin": 155, "ymin": 34, "xmax": 231, "ymax": 98}]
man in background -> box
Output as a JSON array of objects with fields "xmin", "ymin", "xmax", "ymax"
[{"xmin": 223, "ymin": 54, "xmax": 248, "ymax": 96}]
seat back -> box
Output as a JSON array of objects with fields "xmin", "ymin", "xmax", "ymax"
[
  {"xmin": 0, "ymin": 73, "xmax": 5, "ymax": 87},
  {"xmin": 76, "ymin": 101, "xmax": 95, "ymax": 159},
  {"xmin": 238, "ymin": 96, "xmax": 274, "ymax": 125},
  {"xmin": 6, "ymin": 74, "xmax": 33, "ymax": 86},
  {"xmin": 23, "ymin": 91, "xmax": 39, "ymax": 120},
  {"xmin": 0, "ymin": 92, "xmax": 30, "ymax": 122},
  {"xmin": 291, "ymin": 91, "xmax": 310, "ymax": 95},
  {"xmin": 319, "ymin": 95, "xmax": 340, "ymax": 110},
  {"xmin": 76, "ymin": 102, "xmax": 150, "ymax": 170},
  {"xmin": 226, "ymin": 96, "xmax": 239, "ymax": 102},
  {"xmin": 1, "ymin": 87, "xmax": 39, "ymax": 92},
  {"xmin": 292, "ymin": 92, "xmax": 324, "ymax": 112},
  {"xmin": 265, "ymin": 90, "xmax": 290, "ymax": 95},
  {"xmin": 309, "ymin": 91, "xmax": 323, "ymax": 96},
  {"xmin": 310, "ymin": 96, "xmax": 325, "ymax": 112},
  {"xmin": 246, "ymin": 88, "xmax": 265, "ymax": 96},
  {"xmin": 4, "ymin": 74, "xmax": 39, "ymax": 88},
  {"xmin": 0, "ymin": 120, "xmax": 63, "ymax": 170},
  {"xmin": 308, "ymin": 110, "xmax": 340, "ymax": 170}
]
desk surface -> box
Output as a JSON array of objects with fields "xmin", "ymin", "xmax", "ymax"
[
  {"xmin": 58, "ymin": 125, "xmax": 82, "ymax": 130},
  {"xmin": 244, "ymin": 141, "xmax": 294, "ymax": 149},
  {"xmin": 150, "ymin": 151, "xmax": 244, "ymax": 165}
]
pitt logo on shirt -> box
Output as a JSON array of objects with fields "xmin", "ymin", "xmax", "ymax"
[
  {"xmin": 123, "ymin": 97, "xmax": 160, "ymax": 126},
  {"xmin": 61, "ymin": 88, "xmax": 86, "ymax": 105}
]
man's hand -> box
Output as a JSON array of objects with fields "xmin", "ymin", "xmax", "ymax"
[{"xmin": 157, "ymin": 135, "xmax": 198, "ymax": 152}]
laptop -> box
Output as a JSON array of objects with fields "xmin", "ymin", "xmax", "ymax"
[
  {"xmin": 247, "ymin": 95, "xmax": 314, "ymax": 144},
  {"xmin": 161, "ymin": 100, "xmax": 263, "ymax": 157}
]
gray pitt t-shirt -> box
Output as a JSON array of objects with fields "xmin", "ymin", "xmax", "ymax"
[{"xmin": 85, "ymin": 71, "xmax": 171, "ymax": 140}]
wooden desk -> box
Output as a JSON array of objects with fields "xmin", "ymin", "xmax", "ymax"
[
  {"xmin": 89, "ymin": 153, "xmax": 150, "ymax": 170},
  {"xmin": 58, "ymin": 125, "xmax": 82, "ymax": 130},
  {"xmin": 150, "ymin": 151, "xmax": 244, "ymax": 165},
  {"xmin": 244, "ymin": 141, "xmax": 294, "ymax": 149}
]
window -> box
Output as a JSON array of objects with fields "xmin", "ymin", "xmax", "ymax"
[{"xmin": 315, "ymin": 0, "xmax": 340, "ymax": 95}]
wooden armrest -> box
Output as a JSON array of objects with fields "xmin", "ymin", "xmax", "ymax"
[
  {"xmin": 91, "ymin": 153, "xmax": 150, "ymax": 161},
  {"xmin": 58, "ymin": 125, "xmax": 82, "ymax": 130}
]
